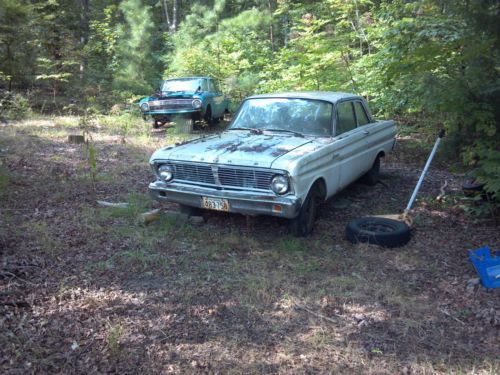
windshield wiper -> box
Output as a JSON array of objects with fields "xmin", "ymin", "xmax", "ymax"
[
  {"xmin": 265, "ymin": 128, "xmax": 304, "ymax": 137},
  {"xmin": 227, "ymin": 127, "xmax": 263, "ymax": 135}
]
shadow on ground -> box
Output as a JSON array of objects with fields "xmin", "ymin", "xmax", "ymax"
[{"xmin": 1, "ymin": 121, "xmax": 499, "ymax": 374}]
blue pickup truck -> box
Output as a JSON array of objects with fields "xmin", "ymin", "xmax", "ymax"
[{"xmin": 139, "ymin": 77, "xmax": 230, "ymax": 129}]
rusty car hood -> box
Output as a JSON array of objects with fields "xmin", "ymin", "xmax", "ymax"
[{"xmin": 153, "ymin": 131, "xmax": 313, "ymax": 168}]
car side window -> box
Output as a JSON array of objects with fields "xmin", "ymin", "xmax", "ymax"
[
  {"xmin": 213, "ymin": 80, "xmax": 220, "ymax": 93},
  {"xmin": 201, "ymin": 79, "xmax": 209, "ymax": 91},
  {"xmin": 336, "ymin": 101, "xmax": 356, "ymax": 135},
  {"xmin": 354, "ymin": 101, "xmax": 370, "ymax": 126},
  {"xmin": 207, "ymin": 79, "xmax": 215, "ymax": 92}
]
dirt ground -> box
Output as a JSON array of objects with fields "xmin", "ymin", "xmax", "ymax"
[{"xmin": 1, "ymin": 116, "xmax": 499, "ymax": 374}]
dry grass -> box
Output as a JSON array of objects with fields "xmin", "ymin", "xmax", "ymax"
[{"xmin": 0, "ymin": 116, "xmax": 499, "ymax": 374}]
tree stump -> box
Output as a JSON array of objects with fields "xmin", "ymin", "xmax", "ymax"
[
  {"xmin": 178, "ymin": 119, "xmax": 193, "ymax": 134},
  {"xmin": 68, "ymin": 135, "xmax": 85, "ymax": 144}
]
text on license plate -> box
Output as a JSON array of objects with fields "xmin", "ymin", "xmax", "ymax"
[{"xmin": 202, "ymin": 197, "xmax": 230, "ymax": 212}]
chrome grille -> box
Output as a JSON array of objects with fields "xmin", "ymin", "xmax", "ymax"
[
  {"xmin": 172, "ymin": 164, "xmax": 215, "ymax": 185},
  {"xmin": 218, "ymin": 167, "xmax": 273, "ymax": 190},
  {"xmin": 149, "ymin": 99, "xmax": 193, "ymax": 110},
  {"xmin": 163, "ymin": 162, "xmax": 276, "ymax": 191}
]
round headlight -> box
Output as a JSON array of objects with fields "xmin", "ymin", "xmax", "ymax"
[
  {"xmin": 192, "ymin": 99, "xmax": 202, "ymax": 109},
  {"xmin": 271, "ymin": 175, "xmax": 289, "ymax": 195},
  {"xmin": 158, "ymin": 164, "xmax": 173, "ymax": 181},
  {"xmin": 140, "ymin": 102, "xmax": 150, "ymax": 112}
]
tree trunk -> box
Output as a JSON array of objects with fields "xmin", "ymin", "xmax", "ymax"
[
  {"xmin": 79, "ymin": 0, "xmax": 90, "ymax": 83},
  {"xmin": 162, "ymin": 0, "xmax": 171, "ymax": 29},
  {"xmin": 5, "ymin": 43, "xmax": 12, "ymax": 91},
  {"xmin": 172, "ymin": 0, "xmax": 178, "ymax": 33},
  {"xmin": 162, "ymin": 0, "xmax": 178, "ymax": 33},
  {"xmin": 268, "ymin": 0, "xmax": 275, "ymax": 51}
]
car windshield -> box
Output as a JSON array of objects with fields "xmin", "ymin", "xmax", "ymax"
[
  {"xmin": 229, "ymin": 98, "xmax": 333, "ymax": 136},
  {"xmin": 161, "ymin": 79, "xmax": 201, "ymax": 92}
]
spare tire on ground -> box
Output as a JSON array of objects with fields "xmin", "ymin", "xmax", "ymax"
[
  {"xmin": 346, "ymin": 216, "xmax": 411, "ymax": 248},
  {"xmin": 462, "ymin": 179, "xmax": 485, "ymax": 193}
]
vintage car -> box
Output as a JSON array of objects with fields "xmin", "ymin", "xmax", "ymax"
[
  {"xmin": 148, "ymin": 92, "xmax": 396, "ymax": 236},
  {"xmin": 139, "ymin": 77, "xmax": 230, "ymax": 128}
]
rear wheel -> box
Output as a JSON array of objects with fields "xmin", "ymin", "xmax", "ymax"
[
  {"xmin": 290, "ymin": 188, "xmax": 318, "ymax": 237},
  {"xmin": 360, "ymin": 156, "xmax": 380, "ymax": 186}
]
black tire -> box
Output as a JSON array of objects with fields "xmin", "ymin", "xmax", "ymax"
[
  {"xmin": 204, "ymin": 106, "xmax": 213, "ymax": 125},
  {"xmin": 462, "ymin": 179, "xmax": 485, "ymax": 193},
  {"xmin": 360, "ymin": 156, "xmax": 380, "ymax": 186},
  {"xmin": 290, "ymin": 188, "xmax": 318, "ymax": 237},
  {"xmin": 346, "ymin": 216, "xmax": 411, "ymax": 248},
  {"xmin": 179, "ymin": 204, "xmax": 202, "ymax": 216},
  {"xmin": 462, "ymin": 179, "xmax": 494, "ymax": 201}
]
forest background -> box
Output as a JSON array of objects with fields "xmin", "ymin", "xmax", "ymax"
[{"xmin": 0, "ymin": 0, "xmax": 499, "ymax": 198}]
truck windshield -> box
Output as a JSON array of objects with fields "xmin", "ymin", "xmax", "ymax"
[
  {"xmin": 229, "ymin": 98, "xmax": 333, "ymax": 137},
  {"xmin": 161, "ymin": 79, "xmax": 202, "ymax": 92}
]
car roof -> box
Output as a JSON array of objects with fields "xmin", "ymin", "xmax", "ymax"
[
  {"xmin": 164, "ymin": 77, "xmax": 211, "ymax": 80},
  {"xmin": 247, "ymin": 91, "xmax": 363, "ymax": 104}
]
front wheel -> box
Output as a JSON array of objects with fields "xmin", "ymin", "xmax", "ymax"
[
  {"xmin": 204, "ymin": 106, "xmax": 213, "ymax": 126},
  {"xmin": 289, "ymin": 188, "xmax": 317, "ymax": 237}
]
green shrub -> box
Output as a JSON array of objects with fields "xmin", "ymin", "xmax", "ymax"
[{"xmin": 0, "ymin": 91, "xmax": 32, "ymax": 120}]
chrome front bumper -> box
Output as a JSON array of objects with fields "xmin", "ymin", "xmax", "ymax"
[
  {"xmin": 144, "ymin": 108, "xmax": 201, "ymax": 116},
  {"xmin": 149, "ymin": 181, "xmax": 301, "ymax": 218}
]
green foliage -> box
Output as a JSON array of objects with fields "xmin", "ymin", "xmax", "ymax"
[
  {"xmin": 113, "ymin": 0, "xmax": 158, "ymax": 94},
  {"xmin": 166, "ymin": 5, "xmax": 273, "ymax": 98},
  {"xmin": 0, "ymin": 0, "xmax": 33, "ymax": 89},
  {"xmin": 352, "ymin": 0, "xmax": 499, "ymax": 200},
  {"xmin": 0, "ymin": 91, "xmax": 32, "ymax": 120}
]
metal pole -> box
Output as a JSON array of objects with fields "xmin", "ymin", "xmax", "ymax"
[{"xmin": 405, "ymin": 129, "xmax": 445, "ymax": 212}]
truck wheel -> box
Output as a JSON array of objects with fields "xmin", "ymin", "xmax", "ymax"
[
  {"xmin": 290, "ymin": 188, "xmax": 317, "ymax": 237},
  {"xmin": 346, "ymin": 217, "xmax": 411, "ymax": 248},
  {"xmin": 360, "ymin": 156, "xmax": 380, "ymax": 186},
  {"xmin": 204, "ymin": 106, "xmax": 213, "ymax": 126}
]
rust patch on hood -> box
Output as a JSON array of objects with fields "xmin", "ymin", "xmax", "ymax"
[
  {"xmin": 208, "ymin": 141, "xmax": 276, "ymax": 154},
  {"xmin": 270, "ymin": 147, "xmax": 294, "ymax": 157},
  {"xmin": 208, "ymin": 141, "xmax": 243, "ymax": 152},
  {"xmin": 238, "ymin": 143, "xmax": 273, "ymax": 153}
]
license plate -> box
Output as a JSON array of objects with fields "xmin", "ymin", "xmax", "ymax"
[{"xmin": 202, "ymin": 197, "xmax": 230, "ymax": 212}]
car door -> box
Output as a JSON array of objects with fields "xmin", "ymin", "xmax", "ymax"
[
  {"xmin": 335, "ymin": 100, "xmax": 371, "ymax": 188},
  {"xmin": 353, "ymin": 99, "xmax": 396, "ymax": 172},
  {"xmin": 208, "ymin": 79, "xmax": 225, "ymax": 117},
  {"xmin": 352, "ymin": 100, "xmax": 376, "ymax": 171}
]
